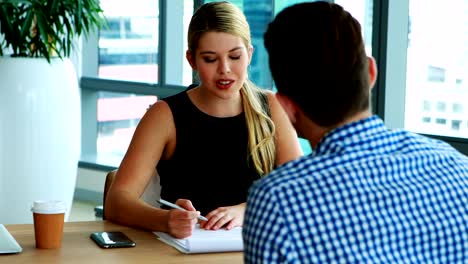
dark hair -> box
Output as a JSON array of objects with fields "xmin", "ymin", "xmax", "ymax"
[{"xmin": 264, "ymin": 1, "xmax": 370, "ymax": 127}]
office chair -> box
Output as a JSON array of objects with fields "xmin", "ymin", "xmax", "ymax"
[{"xmin": 101, "ymin": 170, "xmax": 117, "ymax": 220}]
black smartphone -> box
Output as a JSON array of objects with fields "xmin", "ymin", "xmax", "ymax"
[{"xmin": 90, "ymin": 231, "xmax": 136, "ymax": 248}]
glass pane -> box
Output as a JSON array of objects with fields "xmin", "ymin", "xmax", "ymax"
[
  {"xmin": 97, "ymin": 92, "xmax": 157, "ymax": 157},
  {"xmin": 98, "ymin": 0, "xmax": 159, "ymax": 83},
  {"xmin": 243, "ymin": 0, "xmax": 273, "ymax": 89},
  {"xmin": 274, "ymin": 0, "xmax": 318, "ymax": 14},
  {"xmin": 405, "ymin": 0, "xmax": 468, "ymax": 138}
]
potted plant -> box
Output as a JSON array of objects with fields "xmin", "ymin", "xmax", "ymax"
[
  {"xmin": 0, "ymin": 0, "xmax": 104, "ymax": 60},
  {"xmin": 0, "ymin": 0, "xmax": 105, "ymax": 224}
]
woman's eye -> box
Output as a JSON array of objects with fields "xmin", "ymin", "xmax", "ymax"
[
  {"xmin": 230, "ymin": 56, "xmax": 241, "ymax": 60},
  {"xmin": 203, "ymin": 57, "xmax": 216, "ymax": 63}
]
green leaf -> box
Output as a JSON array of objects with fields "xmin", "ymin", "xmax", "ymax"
[{"xmin": 0, "ymin": 0, "xmax": 104, "ymax": 62}]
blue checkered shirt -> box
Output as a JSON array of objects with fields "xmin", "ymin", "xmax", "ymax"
[{"xmin": 243, "ymin": 115, "xmax": 468, "ymax": 263}]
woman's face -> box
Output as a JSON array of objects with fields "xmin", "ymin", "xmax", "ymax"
[{"xmin": 187, "ymin": 31, "xmax": 252, "ymax": 99}]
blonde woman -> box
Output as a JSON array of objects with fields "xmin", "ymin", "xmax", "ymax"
[{"xmin": 105, "ymin": 1, "xmax": 302, "ymax": 239}]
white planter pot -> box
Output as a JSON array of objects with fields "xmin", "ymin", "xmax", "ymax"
[{"xmin": 0, "ymin": 57, "xmax": 81, "ymax": 224}]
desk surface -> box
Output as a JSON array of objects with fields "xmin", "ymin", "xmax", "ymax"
[{"xmin": 3, "ymin": 221, "xmax": 243, "ymax": 263}]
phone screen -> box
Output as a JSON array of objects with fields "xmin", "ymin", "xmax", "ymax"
[{"xmin": 90, "ymin": 231, "xmax": 136, "ymax": 248}]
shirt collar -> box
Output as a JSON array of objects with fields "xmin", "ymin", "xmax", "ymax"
[{"xmin": 314, "ymin": 115, "xmax": 387, "ymax": 155}]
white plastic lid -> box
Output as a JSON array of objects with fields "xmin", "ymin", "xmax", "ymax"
[{"xmin": 31, "ymin": 200, "xmax": 67, "ymax": 214}]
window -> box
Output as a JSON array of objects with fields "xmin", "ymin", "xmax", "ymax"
[
  {"xmin": 404, "ymin": 0, "xmax": 468, "ymax": 140},
  {"xmin": 80, "ymin": 0, "xmax": 192, "ymax": 166},
  {"xmin": 436, "ymin": 101, "xmax": 446, "ymax": 112},
  {"xmin": 452, "ymin": 120, "xmax": 462, "ymax": 130},
  {"xmin": 423, "ymin": 100, "xmax": 431, "ymax": 111},
  {"xmin": 453, "ymin": 103, "xmax": 463, "ymax": 113},
  {"xmin": 427, "ymin": 65, "xmax": 446, "ymax": 83},
  {"xmin": 435, "ymin": 118, "xmax": 447, "ymax": 125},
  {"xmin": 79, "ymin": 0, "xmax": 373, "ymax": 166},
  {"xmin": 79, "ymin": 0, "xmax": 467, "ymax": 169},
  {"xmin": 99, "ymin": 0, "xmax": 159, "ymax": 83},
  {"xmin": 97, "ymin": 92, "xmax": 157, "ymax": 157}
]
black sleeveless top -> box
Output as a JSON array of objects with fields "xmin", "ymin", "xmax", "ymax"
[{"xmin": 157, "ymin": 87, "xmax": 268, "ymax": 215}]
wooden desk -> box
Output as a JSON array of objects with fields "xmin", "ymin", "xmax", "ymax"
[{"xmin": 3, "ymin": 221, "xmax": 243, "ymax": 263}]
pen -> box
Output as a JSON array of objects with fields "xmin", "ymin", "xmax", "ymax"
[{"xmin": 157, "ymin": 198, "xmax": 208, "ymax": 221}]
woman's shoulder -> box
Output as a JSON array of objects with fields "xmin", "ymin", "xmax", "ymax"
[
  {"xmin": 259, "ymin": 89, "xmax": 281, "ymax": 108},
  {"xmin": 144, "ymin": 99, "xmax": 173, "ymax": 124},
  {"xmin": 252, "ymin": 87, "xmax": 274, "ymax": 103},
  {"xmin": 128, "ymin": 98, "xmax": 175, "ymax": 152},
  {"xmin": 263, "ymin": 89, "xmax": 276, "ymax": 102},
  {"xmin": 255, "ymin": 89, "xmax": 276, "ymax": 115}
]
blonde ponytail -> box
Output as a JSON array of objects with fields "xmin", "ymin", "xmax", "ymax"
[{"xmin": 241, "ymin": 80, "xmax": 276, "ymax": 175}]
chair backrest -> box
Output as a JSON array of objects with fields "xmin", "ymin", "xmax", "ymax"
[
  {"xmin": 102, "ymin": 169, "xmax": 161, "ymax": 220},
  {"xmin": 102, "ymin": 170, "xmax": 117, "ymax": 220}
]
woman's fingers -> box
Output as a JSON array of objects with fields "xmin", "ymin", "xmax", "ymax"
[
  {"xmin": 203, "ymin": 208, "xmax": 238, "ymax": 230},
  {"xmin": 176, "ymin": 199, "xmax": 196, "ymax": 211},
  {"xmin": 167, "ymin": 209, "xmax": 199, "ymax": 238}
]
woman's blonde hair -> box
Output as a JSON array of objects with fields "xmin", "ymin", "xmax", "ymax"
[{"xmin": 187, "ymin": 1, "xmax": 276, "ymax": 175}]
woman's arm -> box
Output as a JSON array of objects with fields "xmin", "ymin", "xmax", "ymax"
[
  {"xmin": 104, "ymin": 100, "xmax": 199, "ymax": 238},
  {"xmin": 266, "ymin": 91, "xmax": 303, "ymax": 166}
]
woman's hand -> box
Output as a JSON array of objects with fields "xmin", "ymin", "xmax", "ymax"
[
  {"xmin": 200, "ymin": 203, "xmax": 245, "ymax": 230},
  {"xmin": 166, "ymin": 199, "xmax": 200, "ymax": 238}
]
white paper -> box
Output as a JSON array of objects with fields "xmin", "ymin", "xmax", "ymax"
[{"xmin": 154, "ymin": 225, "xmax": 243, "ymax": 254}]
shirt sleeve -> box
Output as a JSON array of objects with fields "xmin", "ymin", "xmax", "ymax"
[{"xmin": 243, "ymin": 179, "xmax": 289, "ymax": 263}]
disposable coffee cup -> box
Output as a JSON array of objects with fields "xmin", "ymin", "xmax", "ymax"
[{"xmin": 31, "ymin": 200, "xmax": 66, "ymax": 249}]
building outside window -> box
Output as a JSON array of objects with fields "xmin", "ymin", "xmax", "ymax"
[{"xmin": 405, "ymin": 0, "xmax": 468, "ymax": 139}]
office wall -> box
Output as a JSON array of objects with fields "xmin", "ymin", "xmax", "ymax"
[{"xmin": 75, "ymin": 168, "xmax": 107, "ymax": 204}]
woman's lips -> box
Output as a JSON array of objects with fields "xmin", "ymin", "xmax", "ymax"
[{"xmin": 216, "ymin": 79, "xmax": 234, "ymax": 90}]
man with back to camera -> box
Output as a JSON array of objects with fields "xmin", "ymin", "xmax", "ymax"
[{"xmin": 242, "ymin": 2, "xmax": 468, "ymax": 263}]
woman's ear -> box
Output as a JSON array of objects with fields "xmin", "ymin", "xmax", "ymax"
[{"xmin": 186, "ymin": 50, "xmax": 196, "ymax": 70}]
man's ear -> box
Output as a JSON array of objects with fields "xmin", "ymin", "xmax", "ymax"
[
  {"xmin": 275, "ymin": 93, "xmax": 298, "ymax": 124},
  {"xmin": 368, "ymin": 56, "xmax": 377, "ymax": 89},
  {"xmin": 186, "ymin": 50, "xmax": 196, "ymax": 70}
]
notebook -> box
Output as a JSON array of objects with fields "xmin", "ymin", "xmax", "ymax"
[
  {"xmin": 0, "ymin": 224, "xmax": 22, "ymax": 254},
  {"xmin": 154, "ymin": 225, "xmax": 243, "ymax": 254}
]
